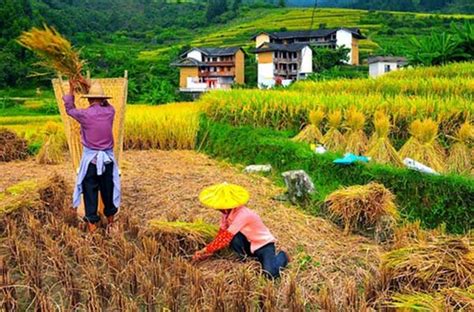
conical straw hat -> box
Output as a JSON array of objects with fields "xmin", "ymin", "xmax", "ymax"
[
  {"xmin": 82, "ymin": 82, "xmax": 112, "ymax": 99},
  {"xmin": 199, "ymin": 183, "xmax": 250, "ymax": 210}
]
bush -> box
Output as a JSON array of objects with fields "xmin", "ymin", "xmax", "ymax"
[{"xmin": 197, "ymin": 119, "xmax": 474, "ymax": 234}]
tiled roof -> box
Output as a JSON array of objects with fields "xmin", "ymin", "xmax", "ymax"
[
  {"xmin": 180, "ymin": 47, "xmax": 242, "ymax": 58},
  {"xmin": 368, "ymin": 56, "xmax": 408, "ymax": 64},
  {"xmin": 251, "ymin": 43, "xmax": 310, "ymax": 53},
  {"xmin": 170, "ymin": 57, "xmax": 209, "ymax": 67},
  {"xmin": 252, "ymin": 28, "xmax": 365, "ymax": 40}
]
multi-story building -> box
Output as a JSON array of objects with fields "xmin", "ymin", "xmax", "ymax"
[
  {"xmin": 172, "ymin": 47, "xmax": 245, "ymax": 93},
  {"xmin": 252, "ymin": 28, "xmax": 365, "ymax": 88}
]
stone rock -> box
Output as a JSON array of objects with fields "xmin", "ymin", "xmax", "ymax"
[
  {"xmin": 243, "ymin": 164, "xmax": 272, "ymax": 174},
  {"xmin": 281, "ymin": 170, "xmax": 315, "ymax": 205}
]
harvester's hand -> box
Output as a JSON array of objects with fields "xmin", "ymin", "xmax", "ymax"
[
  {"xmin": 192, "ymin": 249, "xmax": 211, "ymax": 262},
  {"xmin": 69, "ymin": 80, "xmax": 76, "ymax": 95}
]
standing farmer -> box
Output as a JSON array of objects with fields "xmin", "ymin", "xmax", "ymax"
[
  {"xmin": 64, "ymin": 81, "xmax": 121, "ymax": 233},
  {"xmin": 192, "ymin": 183, "xmax": 289, "ymax": 279}
]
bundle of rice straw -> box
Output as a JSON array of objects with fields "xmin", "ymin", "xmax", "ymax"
[
  {"xmin": 321, "ymin": 110, "xmax": 345, "ymax": 153},
  {"xmin": 148, "ymin": 219, "xmax": 218, "ymax": 241},
  {"xmin": 390, "ymin": 287, "xmax": 474, "ymax": 311},
  {"xmin": 366, "ymin": 112, "xmax": 403, "ymax": 166},
  {"xmin": 344, "ymin": 109, "xmax": 368, "ymax": 155},
  {"xmin": 324, "ymin": 182, "xmax": 398, "ymax": 234},
  {"xmin": 447, "ymin": 122, "xmax": 473, "ymax": 175},
  {"xmin": 398, "ymin": 119, "xmax": 445, "ymax": 173},
  {"xmin": 36, "ymin": 122, "xmax": 66, "ymax": 165},
  {"xmin": 381, "ymin": 237, "xmax": 474, "ymax": 293},
  {"xmin": 17, "ymin": 24, "xmax": 89, "ymax": 93},
  {"xmin": 292, "ymin": 109, "xmax": 324, "ymax": 144}
]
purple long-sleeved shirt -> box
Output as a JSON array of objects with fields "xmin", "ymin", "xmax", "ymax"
[{"xmin": 63, "ymin": 94, "xmax": 115, "ymax": 150}]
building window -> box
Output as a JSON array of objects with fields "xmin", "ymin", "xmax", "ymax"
[{"xmin": 384, "ymin": 64, "xmax": 391, "ymax": 73}]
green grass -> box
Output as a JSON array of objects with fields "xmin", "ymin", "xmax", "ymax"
[{"xmin": 197, "ymin": 118, "xmax": 474, "ymax": 234}]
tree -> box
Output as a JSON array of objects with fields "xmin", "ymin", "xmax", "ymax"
[
  {"xmin": 278, "ymin": 0, "xmax": 286, "ymax": 7},
  {"xmin": 406, "ymin": 32, "xmax": 469, "ymax": 66},
  {"xmin": 232, "ymin": 0, "xmax": 242, "ymax": 12},
  {"xmin": 206, "ymin": 0, "xmax": 228, "ymax": 22},
  {"xmin": 312, "ymin": 46, "xmax": 350, "ymax": 72}
]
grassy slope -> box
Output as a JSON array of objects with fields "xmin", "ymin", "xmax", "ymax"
[{"xmin": 140, "ymin": 7, "xmax": 474, "ymax": 61}]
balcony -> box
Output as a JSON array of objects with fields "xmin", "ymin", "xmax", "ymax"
[
  {"xmin": 274, "ymin": 57, "xmax": 299, "ymax": 64},
  {"xmin": 205, "ymin": 61, "xmax": 235, "ymax": 66},
  {"xmin": 199, "ymin": 71, "xmax": 235, "ymax": 77}
]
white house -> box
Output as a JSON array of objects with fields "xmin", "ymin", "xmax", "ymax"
[
  {"xmin": 252, "ymin": 43, "xmax": 313, "ymax": 89},
  {"xmin": 368, "ymin": 56, "xmax": 408, "ymax": 78}
]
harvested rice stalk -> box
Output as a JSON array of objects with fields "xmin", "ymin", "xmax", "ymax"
[
  {"xmin": 381, "ymin": 237, "xmax": 474, "ymax": 293},
  {"xmin": 0, "ymin": 180, "xmax": 40, "ymax": 215},
  {"xmin": 399, "ymin": 119, "xmax": 445, "ymax": 172},
  {"xmin": 292, "ymin": 110, "xmax": 324, "ymax": 144},
  {"xmin": 0, "ymin": 128, "xmax": 29, "ymax": 162},
  {"xmin": 321, "ymin": 110, "xmax": 345, "ymax": 153},
  {"xmin": 324, "ymin": 182, "xmax": 398, "ymax": 234},
  {"xmin": 17, "ymin": 24, "xmax": 89, "ymax": 93},
  {"xmin": 344, "ymin": 109, "xmax": 368, "ymax": 155},
  {"xmin": 148, "ymin": 219, "xmax": 218, "ymax": 241},
  {"xmin": 389, "ymin": 287, "xmax": 474, "ymax": 311},
  {"xmin": 367, "ymin": 112, "xmax": 403, "ymax": 167},
  {"xmin": 447, "ymin": 122, "xmax": 473, "ymax": 175},
  {"xmin": 36, "ymin": 122, "xmax": 66, "ymax": 165}
]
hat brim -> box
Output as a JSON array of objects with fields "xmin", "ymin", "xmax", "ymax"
[
  {"xmin": 81, "ymin": 94, "xmax": 112, "ymax": 99},
  {"xmin": 199, "ymin": 183, "xmax": 250, "ymax": 210}
]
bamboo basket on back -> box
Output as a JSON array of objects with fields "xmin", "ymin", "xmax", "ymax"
[{"xmin": 52, "ymin": 72, "xmax": 128, "ymax": 217}]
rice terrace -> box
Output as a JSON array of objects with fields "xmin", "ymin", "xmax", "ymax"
[{"xmin": 1, "ymin": 0, "xmax": 473, "ymax": 311}]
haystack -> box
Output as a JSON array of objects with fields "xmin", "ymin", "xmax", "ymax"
[
  {"xmin": 321, "ymin": 110, "xmax": 346, "ymax": 153},
  {"xmin": 381, "ymin": 237, "xmax": 474, "ymax": 293},
  {"xmin": 447, "ymin": 122, "xmax": 473, "ymax": 175},
  {"xmin": 324, "ymin": 182, "xmax": 398, "ymax": 234},
  {"xmin": 344, "ymin": 109, "xmax": 368, "ymax": 155},
  {"xmin": 36, "ymin": 122, "xmax": 66, "ymax": 165},
  {"xmin": 292, "ymin": 110, "xmax": 324, "ymax": 144},
  {"xmin": 399, "ymin": 119, "xmax": 445, "ymax": 172},
  {"xmin": 0, "ymin": 128, "xmax": 29, "ymax": 162},
  {"xmin": 366, "ymin": 112, "xmax": 403, "ymax": 167}
]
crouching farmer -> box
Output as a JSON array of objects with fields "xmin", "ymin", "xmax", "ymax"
[
  {"xmin": 64, "ymin": 80, "xmax": 120, "ymax": 233},
  {"xmin": 192, "ymin": 183, "xmax": 289, "ymax": 278}
]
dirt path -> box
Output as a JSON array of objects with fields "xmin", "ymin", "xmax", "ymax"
[{"xmin": 0, "ymin": 150, "xmax": 381, "ymax": 303}]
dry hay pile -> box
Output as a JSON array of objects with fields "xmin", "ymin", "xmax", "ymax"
[
  {"xmin": 399, "ymin": 119, "xmax": 446, "ymax": 172},
  {"xmin": 0, "ymin": 150, "xmax": 385, "ymax": 310},
  {"xmin": 0, "ymin": 175, "xmax": 310, "ymax": 311},
  {"xmin": 380, "ymin": 237, "xmax": 474, "ymax": 292},
  {"xmin": 292, "ymin": 109, "xmax": 324, "ymax": 144},
  {"xmin": 324, "ymin": 182, "xmax": 398, "ymax": 236},
  {"xmin": 36, "ymin": 122, "xmax": 66, "ymax": 165},
  {"xmin": 447, "ymin": 122, "xmax": 473, "ymax": 175},
  {"xmin": 0, "ymin": 128, "xmax": 29, "ymax": 162},
  {"xmin": 366, "ymin": 112, "xmax": 403, "ymax": 167},
  {"xmin": 367, "ymin": 236, "xmax": 474, "ymax": 310}
]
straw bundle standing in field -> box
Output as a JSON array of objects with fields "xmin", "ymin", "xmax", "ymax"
[
  {"xmin": 381, "ymin": 237, "xmax": 474, "ymax": 293},
  {"xmin": 36, "ymin": 122, "xmax": 66, "ymax": 165},
  {"xmin": 321, "ymin": 110, "xmax": 346, "ymax": 153},
  {"xmin": 17, "ymin": 24, "xmax": 89, "ymax": 93},
  {"xmin": 292, "ymin": 110, "xmax": 324, "ymax": 144},
  {"xmin": 399, "ymin": 119, "xmax": 445, "ymax": 172},
  {"xmin": 366, "ymin": 112, "xmax": 403, "ymax": 166},
  {"xmin": 324, "ymin": 182, "xmax": 398, "ymax": 234},
  {"xmin": 447, "ymin": 122, "xmax": 473, "ymax": 175},
  {"xmin": 344, "ymin": 109, "xmax": 368, "ymax": 155}
]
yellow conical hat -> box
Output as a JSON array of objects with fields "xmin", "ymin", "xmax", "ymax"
[{"xmin": 199, "ymin": 183, "xmax": 250, "ymax": 210}]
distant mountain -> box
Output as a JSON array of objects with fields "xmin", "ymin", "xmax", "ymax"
[{"xmin": 285, "ymin": 0, "xmax": 353, "ymax": 7}]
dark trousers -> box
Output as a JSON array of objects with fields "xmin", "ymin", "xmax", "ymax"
[
  {"xmin": 230, "ymin": 232, "xmax": 288, "ymax": 279},
  {"xmin": 82, "ymin": 162, "xmax": 118, "ymax": 224}
]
